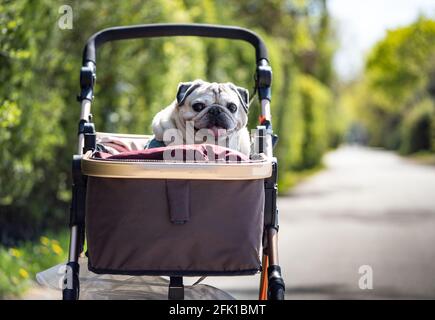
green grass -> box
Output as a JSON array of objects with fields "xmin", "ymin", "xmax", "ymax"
[
  {"xmin": 0, "ymin": 231, "xmax": 69, "ymax": 298},
  {"xmin": 407, "ymin": 151, "xmax": 435, "ymax": 166}
]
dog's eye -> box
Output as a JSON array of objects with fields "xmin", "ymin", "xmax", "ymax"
[
  {"xmin": 192, "ymin": 103, "xmax": 206, "ymax": 112},
  {"xmin": 227, "ymin": 103, "xmax": 237, "ymax": 113}
]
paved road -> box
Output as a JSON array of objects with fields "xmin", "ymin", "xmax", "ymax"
[{"xmin": 205, "ymin": 146, "xmax": 435, "ymax": 299}]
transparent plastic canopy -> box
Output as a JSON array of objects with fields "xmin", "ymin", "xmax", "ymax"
[{"xmin": 36, "ymin": 257, "xmax": 235, "ymax": 300}]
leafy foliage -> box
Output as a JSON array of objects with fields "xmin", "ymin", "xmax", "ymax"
[
  {"xmin": 400, "ymin": 98, "xmax": 434, "ymax": 154},
  {"xmin": 343, "ymin": 17, "xmax": 435, "ymax": 153}
]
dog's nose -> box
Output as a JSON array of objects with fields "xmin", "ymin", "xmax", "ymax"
[{"xmin": 208, "ymin": 106, "xmax": 222, "ymax": 116}]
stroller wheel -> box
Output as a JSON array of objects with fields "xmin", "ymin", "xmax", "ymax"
[
  {"xmin": 267, "ymin": 265, "xmax": 285, "ymax": 300},
  {"xmin": 62, "ymin": 261, "xmax": 80, "ymax": 300}
]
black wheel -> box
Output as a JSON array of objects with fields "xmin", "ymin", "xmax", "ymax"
[
  {"xmin": 62, "ymin": 261, "xmax": 80, "ymax": 300},
  {"xmin": 268, "ymin": 278, "xmax": 285, "ymax": 300},
  {"xmin": 267, "ymin": 265, "xmax": 285, "ymax": 300}
]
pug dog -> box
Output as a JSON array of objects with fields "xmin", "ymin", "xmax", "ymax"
[{"xmin": 149, "ymin": 79, "xmax": 251, "ymax": 155}]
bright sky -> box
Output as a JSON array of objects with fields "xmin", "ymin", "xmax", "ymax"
[{"xmin": 328, "ymin": 0, "xmax": 435, "ymax": 81}]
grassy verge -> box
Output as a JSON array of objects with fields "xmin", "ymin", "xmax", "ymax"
[
  {"xmin": 0, "ymin": 231, "xmax": 69, "ymax": 299},
  {"xmin": 279, "ymin": 164, "xmax": 325, "ymax": 194},
  {"xmin": 406, "ymin": 151, "xmax": 435, "ymax": 166}
]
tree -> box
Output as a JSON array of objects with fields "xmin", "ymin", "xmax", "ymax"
[{"xmin": 345, "ymin": 17, "xmax": 435, "ymax": 153}]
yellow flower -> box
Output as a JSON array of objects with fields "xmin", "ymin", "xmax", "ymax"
[
  {"xmin": 19, "ymin": 268, "xmax": 29, "ymax": 279},
  {"xmin": 51, "ymin": 243, "xmax": 63, "ymax": 255},
  {"xmin": 9, "ymin": 248, "xmax": 22, "ymax": 258},
  {"xmin": 40, "ymin": 236, "xmax": 50, "ymax": 246}
]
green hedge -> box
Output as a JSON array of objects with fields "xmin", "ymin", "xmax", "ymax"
[
  {"xmin": 278, "ymin": 73, "xmax": 334, "ymax": 173},
  {"xmin": 400, "ymin": 98, "xmax": 435, "ymax": 154}
]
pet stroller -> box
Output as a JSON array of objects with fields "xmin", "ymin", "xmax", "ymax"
[{"xmin": 63, "ymin": 23, "xmax": 285, "ymax": 300}]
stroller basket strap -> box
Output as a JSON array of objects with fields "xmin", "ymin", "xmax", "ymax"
[{"xmin": 166, "ymin": 180, "xmax": 190, "ymax": 224}]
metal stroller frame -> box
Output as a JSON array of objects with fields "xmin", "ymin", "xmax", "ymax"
[{"xmin": 63, "ymin": 23, "xmax": 285, "ymax": 300}]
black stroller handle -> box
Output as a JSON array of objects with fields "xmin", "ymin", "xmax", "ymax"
[
  {"xmin": 83, "ymin": 23, "xmax": 269, "ymax": 65},
  {"xmin": 79, "ymin": 23, "xmax": 272, "ymax": 103}
]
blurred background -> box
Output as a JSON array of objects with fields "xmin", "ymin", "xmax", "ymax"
[{"xmin": 0, "ymin": 0, "xmax": 434, "ymax": 299}]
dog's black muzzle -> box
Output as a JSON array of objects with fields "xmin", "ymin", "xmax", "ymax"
[
  {"xmin": 208, "ymin": 105, "xmax": 224, "ymax": 116},
  {"xmin": 206, "ymin": 105, "xmax": 232, "ymax": 129}
]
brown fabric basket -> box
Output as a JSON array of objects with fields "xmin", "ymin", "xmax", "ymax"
[{"xmin": 85, "ymin": 176, "xmax": 265, "ymax": 276}]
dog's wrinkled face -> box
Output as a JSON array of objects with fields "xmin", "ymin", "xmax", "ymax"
[{"xmin": 175, "ymin": 80, "xmax": 249, "ymax": 138}]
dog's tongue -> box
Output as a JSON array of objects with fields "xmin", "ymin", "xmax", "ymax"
[{"xmin": 209, "ymin": 126, "xmax": 223, "ymax": 137}]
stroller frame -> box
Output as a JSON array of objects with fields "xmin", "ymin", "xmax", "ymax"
[{"xmin": 63, "ymin": 23, "xmax": 285, "ymax": 300}]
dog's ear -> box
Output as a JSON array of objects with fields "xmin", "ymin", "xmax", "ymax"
[
  {"xmin": 236, "ymin": 86, "xmax": 249, "ymax": 107},
  {"xmin": 229, "ymin": 84, "xmax": 249, "ymax": 112},
  {"xmin": 176, "ymin": 82, "xmax": 193, "ymax": 105},
  {"xmin": 176, "ymin": 81, "xmax": 202, "ymax": 106}
]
